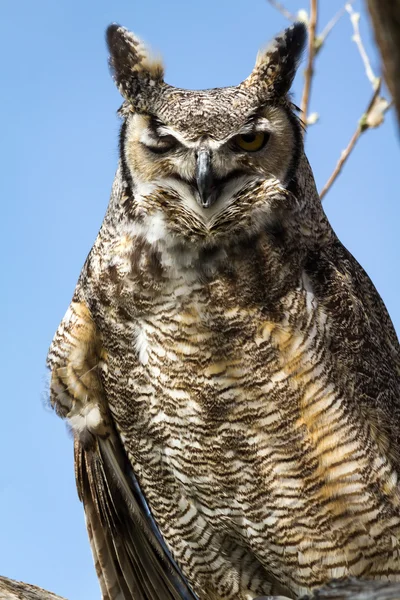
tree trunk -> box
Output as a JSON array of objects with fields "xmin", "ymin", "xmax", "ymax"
[{"xmin": 366, "ymin": 0, "xmax": 400, "ymax": 125}]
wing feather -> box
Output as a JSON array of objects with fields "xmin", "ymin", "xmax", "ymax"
[{"xmin": 75, "ymin": 434, "xmax": 199, "ymax": 600}]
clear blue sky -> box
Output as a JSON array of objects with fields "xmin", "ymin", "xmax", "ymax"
[{"xmin": 0, "ymin": 1, "xmax": 398, "ymax": 598}]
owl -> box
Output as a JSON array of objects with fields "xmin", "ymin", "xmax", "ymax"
[{"xmin": 47, "ymin": 22, "xmax": 400, "ymax": 600}]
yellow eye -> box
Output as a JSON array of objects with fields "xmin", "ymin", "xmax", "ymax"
[{"xmin": 234, "ymin": 132, "xmax": 268, "ymax": 152}]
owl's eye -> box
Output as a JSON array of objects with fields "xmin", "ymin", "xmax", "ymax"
[
  {"xmin": 233, "ymin": 132, "xmax": 268, "ymax": 152},
  {"xmin": 144, "ymin": 135, "xmax": 178, "ymax": 154}
]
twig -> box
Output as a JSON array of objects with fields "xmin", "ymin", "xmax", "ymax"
[
  {"xmin": 346, "ymin": 3, "xmax": 378, "ymax": 89},
  {"xmin": 319, "ymin": 0, "xmax": 355, "ymax": 45},
  {"xmin": 319, "ymin": 81, "xmax": 389, "ymax": 201},
  {"xmin": 319, "ymin": 124, "xmax": 361, "ymax": 201},
  {"xmin": 266, "ymin": 0, "xmax": 296, "ymax": 22},
  {"xmin": 300, "ymin": 0, "xmax": 318, "ymax": 128},
  {"xmin": 320, "ymin": 5, "xmax": 391, "ymax": 201}
]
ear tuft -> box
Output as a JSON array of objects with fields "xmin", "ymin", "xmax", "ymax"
[
  {"xmin": 245, "ymin": 22, "xmax": 307, "ymax": 98},
  {"xmin": 106, "ymin": 24, "xmax": 164, "ymax": 108}
]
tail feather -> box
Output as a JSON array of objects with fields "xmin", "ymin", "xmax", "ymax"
[{"xmin": 74, "ymin": 435, "xmax": 198, "ymax": 600}]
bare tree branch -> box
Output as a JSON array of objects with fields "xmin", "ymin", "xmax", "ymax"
[
  {"xmin": 300, "ymin": 0, "xmax": 318, "ymax": 128},
  {"xmin": 346, "ymin": 3, "xmax": 379, "ymax": 88},
  {"xmin": 319, "ymin": 4, "xmax": 391, "ymax": 201},
  {"xmin": 319, "ymin": 0, "xmax": 356, "ymax": 46},
  {"xmin": 319, "ymin": 120, "xmax": 363, "ymax": 202},
  {"xmin": 319, "ymin": 81, "xmax": 390, "ymax": 200},
  {"xmin": 266, "ymin": 0, "xmax": 296, "ymax": 22}
]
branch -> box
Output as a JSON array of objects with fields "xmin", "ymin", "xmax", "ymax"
[
  {"xmin": 319, "ymin": 4, "xmax": 391, "ymax": 201},
  {"xmin": 319, "ymin": 81, "xmax": 390, "ymax": 201},
  {"xmin": 319, "ymin": 0, "xmax": 355, "ymax": 46},
  {"xmin": 319, "ymin": 121, "xmax": 362, "ymax": 202},
  {"xmin": 0, "ymin": 576, "xmax": 66, "ymax": 600},
  {"xmin": 300, "ymin": 0, "xmax": 318, "ymax": 128},
  {"xmin": 266, "ymin": 0, "xmax": 296, "ymax": 21},
  {"xmin": 346, "ymin": 3, "xmax": 379, "ymax": 89}
]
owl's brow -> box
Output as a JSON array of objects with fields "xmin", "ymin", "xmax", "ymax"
[
  {"xmin": 147, "ymin": 114, "xmax": 170, "ymax": 137},
  {"xmin": 238, "ymin": 107, "xmax": 271, "ymax": 133}
]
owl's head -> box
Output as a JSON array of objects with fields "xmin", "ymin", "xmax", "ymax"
[{"xmin": 107, "ymin": 23, "xmax": 310, "ymax": 246}]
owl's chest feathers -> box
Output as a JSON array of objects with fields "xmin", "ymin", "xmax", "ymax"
[
  {"xmin": 101, "ymin": 232, "xmax": 348, "ymax": 458},
  {"xmin": 103, "ymin": 232, "xmax": 340, "ymax": 471},
  {"xmin": 99, "ymin": 230, "xmax": 400, "ymax": 584},
  {"xmin": 104, "ymin": 228, "xmax": 298, "ymax": 434}
]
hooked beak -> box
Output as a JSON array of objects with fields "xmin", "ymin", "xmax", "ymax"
[{"xmin": 195, "ymin": 149, "xmax": 218, "ymax": 208}]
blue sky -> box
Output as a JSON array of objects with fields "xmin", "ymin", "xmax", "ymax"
[{"xmin": 0, "ymin": 1, "xmax": 398, "ymax": 598}]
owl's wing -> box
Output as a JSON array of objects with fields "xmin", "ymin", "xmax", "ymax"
[
  {"xmin": 306, "ymin": 237, "xmax": 400, "ymax": 461},
  {"xmin": 48, "ymin": 300, "xmax": 198, "ymax": 600},
  {"xmin": 75, "ymin": 435, "xmax": 199, "ymax": 600}
]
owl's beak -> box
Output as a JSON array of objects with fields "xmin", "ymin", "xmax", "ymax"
[{"xmin": 195, "ymin": 149, "xmax": 217, "ymax": 208}]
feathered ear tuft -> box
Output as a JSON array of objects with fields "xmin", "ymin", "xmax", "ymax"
[
  {"xmin": 244, "ymin": 22, "xmax": 307, "ymax": 98},
  {"xmin": 106, "ymin": 24, "xmax": 164, "ymax": 110}
]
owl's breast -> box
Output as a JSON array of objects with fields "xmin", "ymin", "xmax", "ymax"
[
  {"xmin": 103, "ymin": 261, "xmax": 289, "ymax": 476},
  {"xmin": 96, "ymin": 237, "xmax": 400, "ymax": 595}
]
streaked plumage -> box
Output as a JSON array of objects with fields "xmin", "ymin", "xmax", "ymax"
[{"xmin": 47, "ymin": 22, "xmax": 400, "ymax": 600}]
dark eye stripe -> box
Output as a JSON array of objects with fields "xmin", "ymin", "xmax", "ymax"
[
  {"xmin": 144, "ymin": 141, "xmax": 177, "ymax": 154},
  {"xmin": 143, "ymin": 116, "xmax": 179, "ymax": 153},
  {"xmin": 143, "ymin": 133, "xmax": 179, "ymax": 154},
  {"xmin": 147, "ymin": 115, "xmax": 173, "ymax": 140}
]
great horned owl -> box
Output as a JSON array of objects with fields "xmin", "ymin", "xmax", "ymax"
[{"xmin": 47, "ymin": 22, "xmax": 400, "ymax": 600}]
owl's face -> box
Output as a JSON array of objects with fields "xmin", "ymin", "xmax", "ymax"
[{"xmin": 107, "ymin": 23, "xmax": 306, "ymax": 245}]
